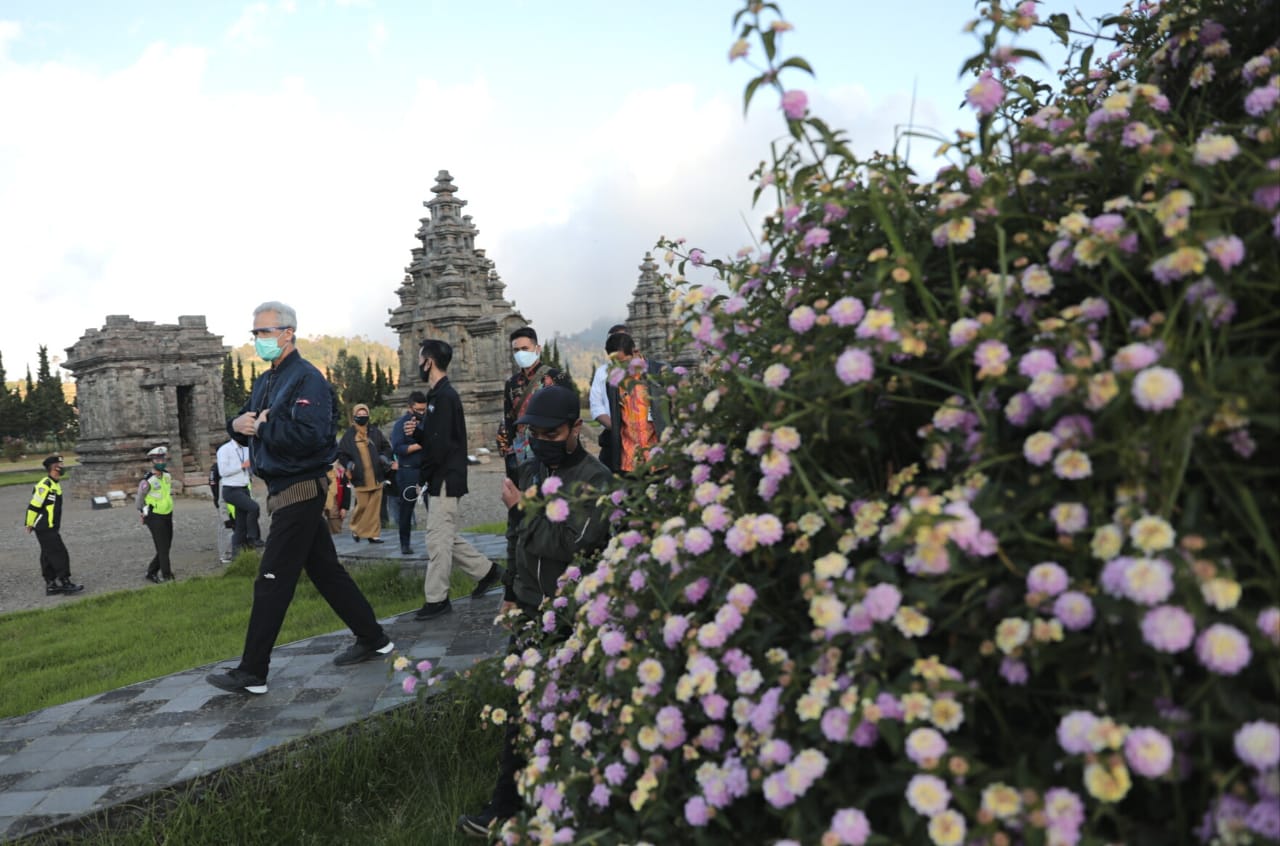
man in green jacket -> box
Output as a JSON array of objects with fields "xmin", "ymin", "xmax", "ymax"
[
  {"xmin": 458, "ymin": 385, "xmax": 614, "ymax": 838},
  {"xmin": 25, "ymin": 455, "xmax": 84, "ymax": 595}
]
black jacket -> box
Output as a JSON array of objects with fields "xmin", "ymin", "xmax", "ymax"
[
  {"xmin": 411, "ymin": 376, "xmax": 469, "ymax": 498},
  {"xmin": 502, "ymin": 444, "xmax": 614, "ymax": 611},
  {"xmin": 229, "ymin": 351, "xmax": 336, "ymax": 495},
  {"xmin": 335, "ymin": 425, "xmax": 392, "ymax": 487}
]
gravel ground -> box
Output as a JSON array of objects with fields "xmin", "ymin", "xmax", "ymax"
[{"xmin": 0, "ymin": 461, "xmax": 510, "ymax": 617}]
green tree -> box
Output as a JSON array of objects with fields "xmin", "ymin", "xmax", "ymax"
[
  {"xmin": 25, "ymin": 347, "xmax": 74, "ymax": 446},
  {"xmin": 0, "ymin": 352, "xmax": 18, "ymax": 439}
]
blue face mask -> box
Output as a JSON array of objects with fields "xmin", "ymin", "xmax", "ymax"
[
  {"xmin": 255, "ymin": 336, "xmax": 283, "ymax": 362},
  {"xmin": 513, "ymin": 349, "xmax": 539, "ymax": 369}
]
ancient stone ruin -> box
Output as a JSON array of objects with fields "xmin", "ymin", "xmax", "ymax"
[
  {"xmin": 62, "ymin": 316, "xmax": 225, "ymax": 497},
  {"xmin": 625, "ymin": 251, "xmax": 680, "ymax": 365},
  {"xmin": 387, "ymin": 170, "xmax": 528, "ymax": 450}
]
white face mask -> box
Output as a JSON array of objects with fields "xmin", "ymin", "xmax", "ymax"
[{"xmin": 513, "ymin": 349, "xmax": 539, "ymax": 369}]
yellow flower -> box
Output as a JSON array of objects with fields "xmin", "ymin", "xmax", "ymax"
[
  {"xmin": 895, "ymin": 607, "xmax": 932, "ymax": 638},
  {"xmin": 1201, "ymin": 577, "xmax": 1242, "ymax": 611},
  {"xmin": 981, "ymin": 782, "xmax": 1022, "ymax": 820},
  {"xmin": 928, "ymin": 809, "xmax": 967, "ymax": 846},
  {"xmin": 1033, "ymin": 618, "xmax": 1064, "ymax": 644},
  {"xmin": 931, "ymin": 698, "xmax": 965, "ymax": 732},
  {"xmin": 901, "ymin": 692, "xmax": 933, "ymax": 723},
  {"xmin": 637, "ymin": 658, "xmax": 665, "ymax": 685},
  {"xmin": 796, "ymin": 692, "xmax": 827, "ymax": 721},
  {"xmin": 809, "ymin": 595, "xmax": 847, "ymax": 631},
  {"xmin": 995, "ymin": 617, "xmax": 1031, "ymax": 654},
  {"xmin": 813, "ymin": 552, "xmax": 848, "ymax": 580},
  {"xmin": 393, "ymin": 656, "xmax": 411, "ymax": 672},
  {"xmin": 1087, "ymin": 371, "xmax": 1119, "ymax": 411},
  {"xmin": 1084, "ymin": 760, "xmax": 1132, "ymax": 803},
  {"xmin": 1130, "ymin": 515, "xmax": 1175, "ymax": 554},
  {"xmin": 1091, "ymin": 524, "xmax": 1123, "ymax": 560},
  {"xmin": 945, "ymin": 217, "xmax": 976, "ymax": 244}
]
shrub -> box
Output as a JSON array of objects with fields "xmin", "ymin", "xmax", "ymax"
[{"xmin": 472, "ymin": 1, "xmax": 1279, "ymax": 843}]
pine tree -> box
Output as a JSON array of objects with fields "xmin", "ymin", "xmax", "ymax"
[{"xmin": 0, "ymin": 352, "xmax": 17, "ymax": 439}]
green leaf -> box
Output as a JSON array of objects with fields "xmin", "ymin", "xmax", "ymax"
[
  {"xmin": 743, "ymin": 75, "xmax": 766, "ymax": 116},
  {"xmin": 776, "ymin": 56, "xmax": 815, "ymax": 77},
  {"xmin": 762, "ymin": 29, "xmax": 777, "ymax": 62},
  {"xmin": 1048, "ymin": 12, "xmax": 1070, "ymax": 46}
]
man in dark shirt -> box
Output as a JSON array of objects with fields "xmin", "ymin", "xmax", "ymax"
[
  {"xmin": 206, "ymin": 300, "xmax": 393, "ymax": 695},
  {"xmin": 389, "ymin": 390, "xmax": 429, "ymax": 554},
  {"xmin": 404, "ymin": 339, "xmax": 503, "ymax": 621}
]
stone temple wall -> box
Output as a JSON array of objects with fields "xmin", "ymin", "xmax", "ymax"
[
  {"xmin": 388, "ymin": 171, "xmax": 529, "ymax": 452},
  {"xmin": 62, "ymin": 316, "xmax": 226, "ymax": 498}
]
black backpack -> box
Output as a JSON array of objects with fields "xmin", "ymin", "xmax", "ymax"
[{"xmin": 209, "ymin": 463, "xmax": 221, "ymax": 506}]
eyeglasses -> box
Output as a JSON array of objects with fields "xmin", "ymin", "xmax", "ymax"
[{"xmin": 250, "ymin": 326, "xmax": 290, "ymax": 338}]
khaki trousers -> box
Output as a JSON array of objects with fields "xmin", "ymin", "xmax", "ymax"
[{"xmin": 423, "ymin": 481, "xmax": 492, "ymax": 603}]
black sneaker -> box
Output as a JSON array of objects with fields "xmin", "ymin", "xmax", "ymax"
[
  {"xmin": 413, "ymin": 599, "xmax": 452, "ymax": 621},
  {"xmin": 206, "ymin": 667, "xmax": 268, "ymax": 695},
  {"xmin": 145, "ymin": 572, "xmax": 163, "ymax": 584},
  {"xmin": 366, "ymin": 537, "xmax": 385, "ymax": 544},
  {"xmin": 400, "ymin": 545, "xmax": 414, "ymax": 555},
  {"xmin": 471, "ymin": 563, "xmax": 505, "ymax": 598},
  {"xmin": 57, "ymin": 578, "xmax": 84, "ymax": 594},
  {"xmin": 457, "ymin": 805, "xmax": 510, "ymax": 839},
  {"xmin": 333, "ymin": 634, "xmax": 394, "ymax": 666},
  {"xmin": 45, "ymin": 581, "xmax": 60, "ymax": 596}
]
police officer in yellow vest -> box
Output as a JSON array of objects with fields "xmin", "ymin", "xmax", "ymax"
[
  {"xmin": 25, "ymin": 454, "xmax": 85, "ymax": 596},
  {"xmin": 138, "ymin": 445, "xmax": 176, "ymax": 583}
]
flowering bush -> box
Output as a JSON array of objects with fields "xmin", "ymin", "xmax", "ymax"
[{"xmin": 485, "ymin": 1, "xmax": 1279, "ymax": 843}]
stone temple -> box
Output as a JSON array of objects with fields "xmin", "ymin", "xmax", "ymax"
[
  {"xmin": 387, "ymin": 171, "xmax": 528, "ymax": 450},
  {"xmin": 62, "ymin": 316, "xmax": 225, "ymax": 497},
  {"xmin": 625, "ymin": 251, "xmax": 678, "ymax": 365}
]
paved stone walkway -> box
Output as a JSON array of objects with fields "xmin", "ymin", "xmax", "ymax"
[{"xmin": 0, "ymin": 533, "xmax": 510, "ymax": 842}]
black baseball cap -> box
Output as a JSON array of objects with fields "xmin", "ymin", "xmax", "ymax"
[
  {"xmin": 42, "ymin": 455, "xmax": 63, "ymax": 469},
  {"xmin": 516, "ymin": 386, "xmax": 581, "ymax": 429}
]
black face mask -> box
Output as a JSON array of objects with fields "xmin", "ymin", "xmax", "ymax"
[
  {"xmin": 354, "ymin": 415, "xmax": 369, "ymax": 426},
  {"xmin": 419, "ymin": 362, "xmax": 432, "ymax": 382},
  {"xmin": 530, "ymin": 437, "xmax": 568, "ymax": 467}
]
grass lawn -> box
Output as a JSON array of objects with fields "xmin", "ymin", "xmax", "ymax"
[{"xmin": 0, "ymin": 555, "xmax": 484, "ymax": 720}]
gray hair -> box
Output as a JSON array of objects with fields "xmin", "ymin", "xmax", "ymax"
[{"xmin": 254, "ymin": 301, "xmax": 297, "ymax": 329}]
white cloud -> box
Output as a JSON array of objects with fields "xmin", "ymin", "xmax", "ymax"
[{"xmin": 227, "ymin": 3, "xmax": 271, "ymax": 47}]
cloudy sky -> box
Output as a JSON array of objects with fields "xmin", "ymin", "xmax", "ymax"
[{"xmin": 1, "ymin": 0, "xmax": 1116, "ymax": 379}]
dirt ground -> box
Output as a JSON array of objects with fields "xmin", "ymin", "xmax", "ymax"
[{"xmin": 0, "ymin": 461, "xmax": 510, "ymax": 617}]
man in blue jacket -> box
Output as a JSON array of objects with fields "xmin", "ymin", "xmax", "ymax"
[{"xmin": 206, "ymin": 301, "xmax": 393, "ymax": 696}]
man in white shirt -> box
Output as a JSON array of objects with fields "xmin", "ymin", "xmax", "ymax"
[
  {"xmin": 588, "ymin": 323, "xmax": 629, "ymax": 473},
  {"xmin": 217, "ymin": 438, "xmax": 263, "ymax": 556}
]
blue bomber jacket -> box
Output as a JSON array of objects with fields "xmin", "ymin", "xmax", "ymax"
[{"xmin": 228, "ymin": 351, "xmax": 337, "ymax": 495}]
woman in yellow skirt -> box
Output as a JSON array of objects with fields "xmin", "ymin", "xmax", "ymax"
[{"xmin": 336, "ymin": 403, "xmax": 392, "ymax": 543}]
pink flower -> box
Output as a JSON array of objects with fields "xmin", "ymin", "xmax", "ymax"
[
  {"xmin": 1141, "ymin": 604, "xmax": 1196, "ymax": 652},
  {"xmin": 684, "ymin": 796, "xmax": 710, "ymax": 826},
  {"xmin": 1205, "ymin": 234, "xmax": 1245, "ymax": 271},
  {"xmin": 1258, "ymin": 607, "xmax": 1280, "ymax": 645},
  {"xmin": 966, "ymin": 70, "xmax": 1005, "ymax": 115},
  {"xmin": 762, "ymin": 363, "xmax": 791, "ymax": 389},
  {"xmin": 1019, "ymin": 348, "xmax": 1059, "ymax": 378},
  {"xmin": 1023, "ymin": 431, "xmax": 1059, "ymax": 466},
  {"xmin": 1111, "ymin": 342, "xmax": 1159, "ymax": 373},
  {"xmin": 1121, "ymin": 557, "xmax": 1174, "ymax": 605},
  {"xmin": 540, "ymin": 475, "xmax": 563, "ymax": 496},
  {"xmin": 781, "ymin": 89, "xmax": 808, "ymax": 120},
  {"xmin": 684, "ymin": 527, "xmax": 714, "ymax": 555},
  {"xmin": 821, "ymin": 707, "xmax": 850, "ymax": 742},
  {"xmin": 974, "ymin": 339, "xmax": 1011, "ymax": 378},
  {"xmin": 1234, "ymin": 721, "xmax": 1280, "ymax": 770},
  {"xmin": 803, "ymin": 227, "xmax": 831, "ymax": 249},
  {"xmin": 402, "ymin": 675, "xmax": 418, "ymax": 694},
  {"xmin": 1197, "ymin": 623, "xmax": 1252, "ymax": 675},
  {"xmin": 1053, "ymin": 591, "xmax": 1095, "ymax": 631},
  {"xmin": 789, "ymin": 306, "xmax": 817, "ymax": 333},
  {"xmin": 1124, "ymin": 727, "xmax": 1174, "ymax": 778},
  {"xmin": 863, "ymin": 583, "xmax": 901, "ymax": 621},
  {"xmin": 835, "ymin": 348, "xmax": 875, "ymax": 385},
  {"xmin": 905, "ymin": 727, "xmax": 948, "ymax": 764},
  {"xmin": 545, "ymin": 498, "xmax": 570, "ymax": 523},
  {"xmin": 829, "ymin": 808, "xmax": 871, "ymax": 845},
  {"xmin": 905, "ymin": 773, "xmax": 951, "ymax": 816},
  {"xmin": 1132, "ymin": 366, "xmax": 1183, "ymax": 412},
  {"xmin": 829, "ymin": 297, "xmax": 865, "ymax": 327},
  {"xmin": 1027, "ymin": 561, "xmax": 1070, "ymax": 596},
  {"xmin": 1058, "ymin": 711, "xmax": 1100, "ymax": 755}
]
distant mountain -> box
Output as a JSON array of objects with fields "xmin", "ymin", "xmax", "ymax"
[{"xmin": 227, "ymin": 335, "xmax": 401, "ymax": 382}]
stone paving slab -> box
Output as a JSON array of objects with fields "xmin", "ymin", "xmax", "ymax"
[{"xmin": 0, "ymin": 582, "xmax": 509, "ymax": 842}]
